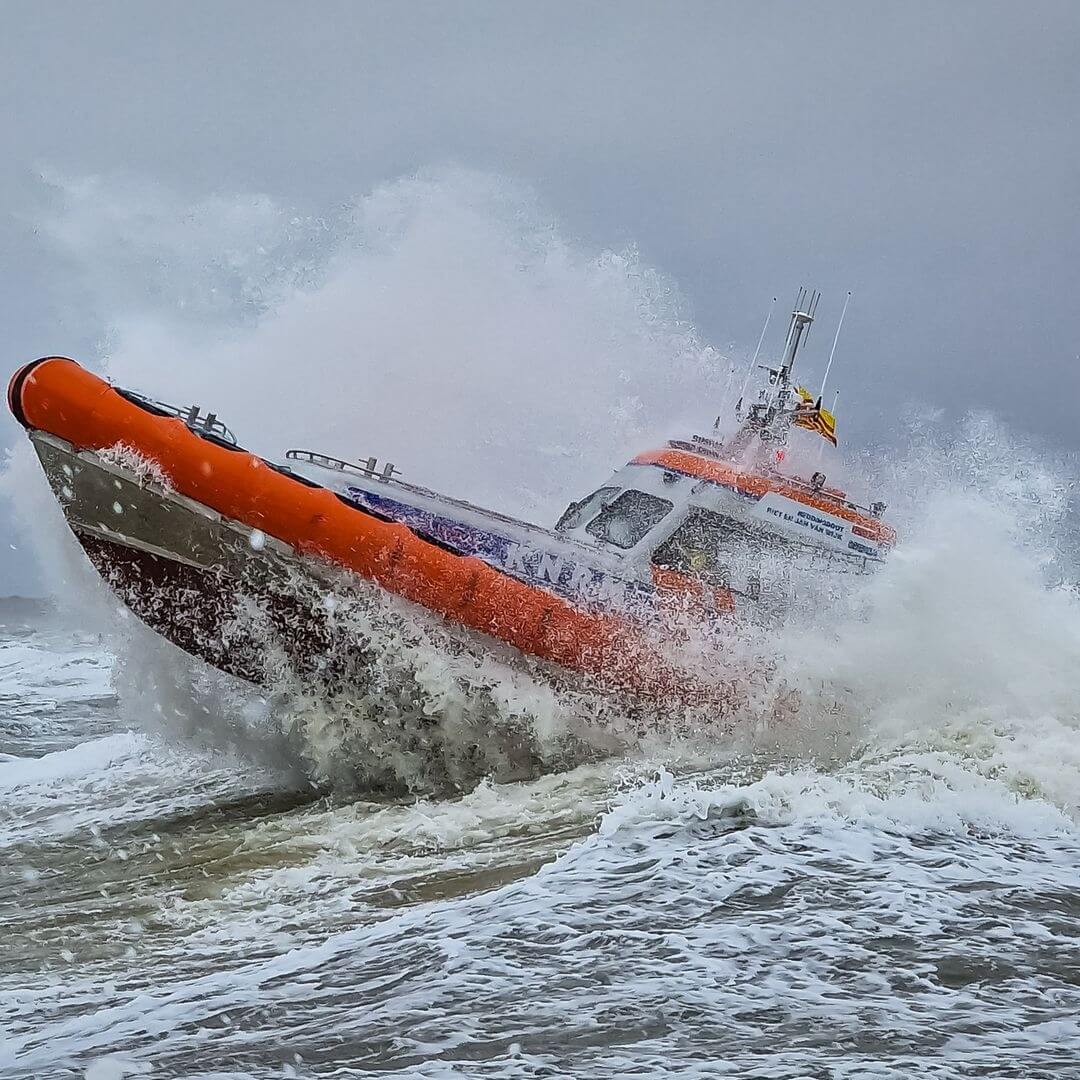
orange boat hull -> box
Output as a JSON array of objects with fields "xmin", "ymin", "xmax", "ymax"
[{"xmin": 9, "ymin": 358, "xmax": 710, "ymax": 703}]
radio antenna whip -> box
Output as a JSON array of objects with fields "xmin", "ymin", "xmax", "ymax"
[
  {"xmin": 736, "ymin": 297, "xmax": 776, "ymax": 408},
  {"xmin": 820, "ymin": 291, "xmax": 851, "ymax": 400}
]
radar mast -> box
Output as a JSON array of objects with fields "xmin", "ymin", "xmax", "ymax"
[{"xmin": 727, "ymin": 288, "xmax": 820, "ymax": 456}]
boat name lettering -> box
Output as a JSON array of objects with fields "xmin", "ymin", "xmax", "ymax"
[
  {"xmin": 794, "ymin": 509, "xmax": 844, "ymax": 536},
  {"xmin": 764, "ymin": 504, "xmax": 844, "ymax": 539}
]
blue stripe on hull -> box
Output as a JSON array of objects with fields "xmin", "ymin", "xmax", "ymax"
[{"xmin": 343, "ymin": 487, "xmax": 653, "ymax": 616}]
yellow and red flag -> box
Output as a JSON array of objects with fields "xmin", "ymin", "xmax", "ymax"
[{"xmin": 793, "ymin": 387, "xmax": 838, "ymax": 446}]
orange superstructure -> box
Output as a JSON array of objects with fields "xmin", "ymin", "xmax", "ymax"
[{"xmin": 632, "ymin": 447, "xmax": 895, "ymax": 546}]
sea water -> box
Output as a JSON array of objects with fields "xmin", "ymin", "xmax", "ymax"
[{"xmin": 2, "ymin": 170, "xmax": 1078, "ymax": 1078}]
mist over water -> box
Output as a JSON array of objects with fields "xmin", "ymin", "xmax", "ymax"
[
  {"xmin": 3, "ymin": 169, "xmax": 1079, "ymax": 1077},
  {"xmin": 41, "ymin": 168, "xmax": 726, "ymax": 521}
]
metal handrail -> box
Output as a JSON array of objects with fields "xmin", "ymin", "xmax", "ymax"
[
  {"xmin": 773, "ymin": 471, "xmax": 886, "ymax": 518},
  {"xmin": 285, "ymin": 449, "xmax": 401, "ymax": 483},
  {"xmin": 123, "ymin": 391, "xmax": 238, "ymax": 445}
]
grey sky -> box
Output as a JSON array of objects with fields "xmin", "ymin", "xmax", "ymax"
[{"xmin": 2, "ymin": 1, "xmax": 1078, "ymax": 593}]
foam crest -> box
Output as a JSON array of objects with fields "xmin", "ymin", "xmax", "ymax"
[{"xmin": 595, "ymin": 762, "xmax": 1075, "ymax": 849}]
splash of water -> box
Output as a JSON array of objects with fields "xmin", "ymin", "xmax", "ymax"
[
  {"xmin": 6, "ymin": 167, "xmax": 1079, "ymax": 807},
  {"xmin": 767, "ymin": 414, "xmax": 1080, "ymax": 814},
  {"xmin": 39, "ymin": 167, "xmax": 727, "ymax": 523}
]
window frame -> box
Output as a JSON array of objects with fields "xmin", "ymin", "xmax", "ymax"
[
  {"xmin": 651, "ymin": 506, "xmax": 768, "ymax": 581},
  {"xmin": 555, "ymin": 485, "xmax": 619, "ymax": 532},
  {"xmin": 584, "ymin": 488, "xmax": 674, "ymax": 550}
]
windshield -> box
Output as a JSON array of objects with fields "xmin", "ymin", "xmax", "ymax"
[
  {"xmin": 651, "ymin": 507, "xmax": 747, "ymax": 578},
  {"xmin": 585, "ymin": 489, "xmax": 673, "ymax": 549},
  {"xmin": 555, "ymin": 486, "xmax": 618, "ymax": 531}
]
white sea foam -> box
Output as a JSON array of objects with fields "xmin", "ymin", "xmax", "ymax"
[
  {"xmin": 0, "ymin": 729, "xmax": 285, "ymax": 847},
  {"xmin": 4, "ymin": 763, "xmax": 1078, "ymax": 1078},
  {"xmin": 96, "ymin": 443, "xmax": 173, "ymax": 490},
  {"xmin": 763, "ymin": 418, "xmax": 1080, "ymax": 817},
  {"xmin": 0, "ymin": 634, "xmax": 112, "ymax": 702}
]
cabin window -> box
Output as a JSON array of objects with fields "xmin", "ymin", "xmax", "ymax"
[
  {"xmin": 555, "ymin": 486, "xmax": 618, "ymax": 531},
  {"xmin": 585, "ymin": 490, "xmax": 673, "ymax": 549},
  {"xmin": 651, "ymin": 508, "xmax": 746, "ymax": 578}
]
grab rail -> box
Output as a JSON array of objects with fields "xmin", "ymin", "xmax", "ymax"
[
  {"xmin": 119, "ymin": 390, "xmax": 238, "ymax": 446},
  {"xmin": 285, "ymin": 449, "xmax": 401, "ymax": 483}
]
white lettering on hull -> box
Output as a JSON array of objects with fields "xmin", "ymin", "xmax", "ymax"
[
  {"xmin": 754, "ymin": 493, "xmax": 867, "ymax": 553},
  {"xmin": 502, "ymin": 541, "xmax": 627, "ymax": 606}
]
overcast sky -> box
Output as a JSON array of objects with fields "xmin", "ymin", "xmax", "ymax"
[{"xmin": 1, "ymin": 1, "xmax": 1078, "ymax": 594}]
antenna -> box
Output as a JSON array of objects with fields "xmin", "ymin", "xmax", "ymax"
[
  {"xmin": 778, "ymin": 287, "xmax": 819, "ymax": 377},
  {"xmin": 777, "ymin": 287, "xmax": 802, "ymax": 375},
  {"xmin": 735, "ymin": 297, "xmax": 777, "ymax": 410},
  {"xmin": 832, "ymin": 389, "xmax": 840, "ymax": 416},
  {"xmin": 819, "ymin": 291, "xmax": 852, "ymax": 400},
  {"xmin": 800, "ymin": 289, "xmax": 821, "ymax": 356}
]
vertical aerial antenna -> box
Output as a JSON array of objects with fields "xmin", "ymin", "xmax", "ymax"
[
  {"xmin": 735, "ymin": 297, "xmax": 777, "ymax": 409},
  {"xmin": 777, "ymin": 287, "xmax": 803, "ymax": 378},
  {"xmin": 819, "ymin": 291, "xmax": 852, "ymax": 400},
  {"xmin": 778, "ymin": 287, "xmax": 819, "ymax": 378}
]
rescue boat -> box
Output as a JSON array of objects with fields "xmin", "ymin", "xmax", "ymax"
[{"xmin": 7, "ymin": 291, "xmax": 894, "ymax": 704}]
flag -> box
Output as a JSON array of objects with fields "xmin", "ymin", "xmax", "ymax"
[{"xmin": 793, "ymin": 387, "xmax": 838, "ymax": 445}]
